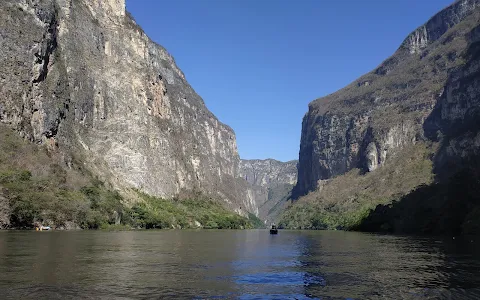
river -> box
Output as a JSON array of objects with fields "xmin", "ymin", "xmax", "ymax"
[{"xmin": 0, "ymin": 230, "xmax": 479, "ymax": 299}]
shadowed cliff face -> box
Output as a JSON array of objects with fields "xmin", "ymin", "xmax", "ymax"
[
  {"xmin": 294, "ymin": 0, "xmax": 480, "ymax": 198},
  {"xmin": 282, "ymin": 1, "xmax": 480, "ymax": 234},
  {"xmin": 238, "ymin": 159, "xmax": 297, "ymax": 221},
  {"xmin": 0, "ymin": 0, "xmax": 249, "ymax": 212},
  {"xmin": 424, "ymin": 22, "xmax": 480, "ymax": 178}
]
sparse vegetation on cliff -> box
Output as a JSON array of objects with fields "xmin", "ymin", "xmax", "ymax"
[
  {"xmin": 0, "ymin": 125, "xmax": 129, "ymax": 229},
  {"xmin": 280, "ymin": 142, "xmax": 480, "ymax": 235},
  {"xmin": 357, "ymin": 156, "xmax": 480, "ymax": 235},
  {"xmin": 0, "ymin": 125, "xmax": 254, "ymax": 230},
  {"xmin": 288, "ymin": 1, "xmax": 480, "ymax": 236},
  {"xmin": 279, "ymin": 143, "xmax": 435, "ymax": 230}
]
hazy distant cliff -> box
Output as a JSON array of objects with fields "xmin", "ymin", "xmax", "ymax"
[
  {"xmin": 239, "ymin": 159, "xmax": 297, "ymax": 221},
  {"xmin": 0, "ymin": 0, "xmax": 250, "ymax": 212},
  {"xmin": 240, "ymin": 159, "xmax": 297, "ymax": 188}
]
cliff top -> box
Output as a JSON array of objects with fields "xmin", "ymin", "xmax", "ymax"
[{"xmin": 309, "ymin": 0, "xmax": 479, "ymax": 124}]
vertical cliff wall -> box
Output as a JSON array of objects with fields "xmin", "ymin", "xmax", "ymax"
[
  {"xmin": 294, "ymin": 0, "xmax": 480, "ymax": 198},
  {"xmin": 0, "ymin": 0, "xmax": 248, "ymax": 211},
  {"xmin": 239, "ymin": 159, "xmax": 297, "ymax": 221},
  {"xmin": 424, "ymin": 22, "xmax": 480, "ymax": 176}
]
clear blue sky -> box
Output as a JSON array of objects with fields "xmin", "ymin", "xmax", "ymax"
[{"xmin": 126, "ymin": 0, "xmax": 453, "ymax": 162}]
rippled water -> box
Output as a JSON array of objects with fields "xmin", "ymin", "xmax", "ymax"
[{"xmin": 0, "ymin": 230, "xmax": 479, "ymax": 299}]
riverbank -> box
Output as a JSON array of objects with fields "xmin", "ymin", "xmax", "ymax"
[
  {"xmin": 0, "ymin": 125, "xmax": 265, "ymax": 230},
  {"xmin": 278, "ymin": 143, "xmax": 480, "ymax": 236},
  {"xmin": 1, "ymin": 190, "xmax": 261, "ymax": 230}
]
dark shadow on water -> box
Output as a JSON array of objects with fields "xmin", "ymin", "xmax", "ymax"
[{"xmin": 298, "ymin": 231, "xmax": 480, "ymax": 299}]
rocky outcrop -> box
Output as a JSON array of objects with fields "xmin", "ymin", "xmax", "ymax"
[
  {"xmin": 239, "ymin": 159, "xmax": 297, "ymax": 221},
  {"xmin": 403, "ymin": 0, "xmax": 479, "ymax": 54},
  {"xmin": 0, "ymin": 0, "xmax": 248, "ymax": 212},
  {"xmin": 425, "ymin": 22, "xmax": 480, "ymax": 178},
  {"xmin": 294, "ymin": 0, "xmax": 480, "ymax": 198}
]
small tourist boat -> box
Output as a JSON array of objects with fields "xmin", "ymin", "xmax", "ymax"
[
  {"xmin": 36, "ymin": 226, "xmax": 51, "ymax": 231},
  {"xmin": 270, "ymin": 224, "xmax": 278, "ymax": 234}
]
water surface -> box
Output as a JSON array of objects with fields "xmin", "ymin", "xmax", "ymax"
[{"xmin": 0, "ymin": 230, "xmax": 479, "ymax": 299}]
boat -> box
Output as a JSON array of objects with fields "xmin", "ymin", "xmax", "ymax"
[
  {"xmin": 36, "ymin": 226, "xmax": 51, "ymax": 231},
  {"xmin": 270, "ymin": 224, "xmax": 278, "ymax": 234}
]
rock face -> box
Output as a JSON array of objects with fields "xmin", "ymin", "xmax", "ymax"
[
  {"xmin": 240, "ymin": 159, "xmax": 297, "ymax": 188},
  {"xmin": 239, "ymin": 159, "xmax": 297, "ymax": 221},
  {"xmin": 425, "ymin": 21, "xmax": 480, "ymax": 177},
  {"xmin": 294, "ymin": 0, "xmax": 480, "ymax": 198},
  {"xmin": 0, "ymin": 0, "xmax": 247, "ymax": 211}
]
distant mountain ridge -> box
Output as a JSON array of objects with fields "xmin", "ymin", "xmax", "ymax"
[{"xmin": 239, "ymin": 159, "xmax": 297, "ymax": 222}]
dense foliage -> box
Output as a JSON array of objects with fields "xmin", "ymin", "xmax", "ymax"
[
  {"xmin": 247, "ymin": 212, "xmax": 266, "ymax": 229},
  {"xmin": 129, "ymin": 191, "xmax": 253, "ymax": 229}
]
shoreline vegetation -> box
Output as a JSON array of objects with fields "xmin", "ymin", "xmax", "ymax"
[
  {"xmin": 1, "ymin": 124, "xmax": 477, "ymax": 235},
  {"xmin": 279, "ymin": 144, "xmax": 435, "ymax": 231},
  {"xmin": 0, "ymin": 125, "xmax": 263, "ymax": 231},
  {"xmin": 279, "ymin": 143, "xmax": 480, "ymax": 236}
]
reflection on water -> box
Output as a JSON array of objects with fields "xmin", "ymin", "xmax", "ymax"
[{"xmin": 0, "ymin": 230, "xmax": 479, "ymax": 299}]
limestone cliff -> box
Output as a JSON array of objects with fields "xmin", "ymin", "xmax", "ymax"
[
  {"xmin": 294, "ymin": 0, "xmax": 480, "ymax": 198},
  {"xmin": 424, "ymin": 21, "xmax": 480, "ymax": 177},
  {"xmin": 239, "ymin": 159, "xmax": 297, "ymax": 221},
  {"xmin": 0, "ymin": 0, "xmax": 247, "ymax": 212}
]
